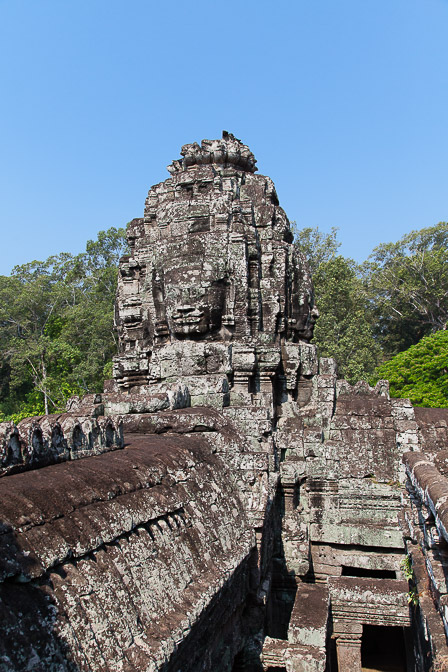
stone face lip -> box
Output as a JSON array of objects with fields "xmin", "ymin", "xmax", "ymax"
[{"xmin": 167, "ymin": 130, "xmax": 257, "ymax": 174}]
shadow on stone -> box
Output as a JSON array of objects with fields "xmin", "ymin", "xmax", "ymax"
[
  {"xmin": 264, "ymin": 490, "xmax": 298, "ymax": 640},
  {"xmin": 0, "ymin": 523, "xmax": 78, "ymax": 672}
]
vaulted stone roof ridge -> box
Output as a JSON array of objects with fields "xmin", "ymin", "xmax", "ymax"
[{"xmin": 167, "ymin": 130, "xmax": 257, "ymax": 174}]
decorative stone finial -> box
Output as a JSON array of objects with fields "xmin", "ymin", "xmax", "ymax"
[{"xmin": 167, "ymin": 131, "xmax": 257, "ymax": 174}]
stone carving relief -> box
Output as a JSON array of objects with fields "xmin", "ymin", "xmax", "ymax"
[{"xmin": 113, "ymin": 132, "xmax": 317, "ymax": 394}]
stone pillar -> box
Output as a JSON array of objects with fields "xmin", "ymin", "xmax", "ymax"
[
  {"xmin": 333, "ymin": 621, "xmax": 363, "ymax": 672},
  {"xmin": 231, "ymin": 345, "xmax": 256, "ymax": 400},
  {"xmin": 283, "ymin": 482, "xmax": 295, "ymax": 512},
  {"xmin": 258, "ymin": 372, "xmax": 274, "ymax": 393},
  {"xmin": 255, "ymin": 346, "xmax": 280, "ymax": 405},
  {"xmin": 336, "ymin": 634, "xmax": 362, "ymax": 672}
]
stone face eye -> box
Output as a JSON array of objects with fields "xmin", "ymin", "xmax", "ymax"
[
  {"xmin": 188, "ymin": 216, "xmax": 210, "ymax": 233},
  {"xmin": 197, "ymin": 181, "xmax": 212, "ymax": 194}
]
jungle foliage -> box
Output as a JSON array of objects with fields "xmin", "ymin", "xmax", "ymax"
[
  {"xmin": 294, "ymin": 226, "xmax": 382, "ymax": 384},
  {"xmin": 365, "ymin": 222, "xmax": 448, "ymax": 354},
  {"xmin": 0, "ymin": 227, "xmax": 128, "ymax": 422},
  {"xmin": 370, "ymin": 330, "xmax": 448, "ymax": 408},
  {"xmin": 311, "ymin": 256, "xmax": 382, "ymax": 384},
  {"xmin": 295, "ymin": 222, "xmax": 448, "ymax": 401}
]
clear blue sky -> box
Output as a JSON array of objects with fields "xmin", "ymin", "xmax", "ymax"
[{"xmin": 1, "ymin": 0, "xmax": 447, "ymax": 275}]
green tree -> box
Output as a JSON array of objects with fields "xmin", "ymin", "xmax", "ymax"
[
  {"xmin": 365, "ymin": 222, "xmax": 448, "ymax": 355},
  {"xmin": 0, "ymin": 227, "xmax": 128, "ymax": 421},
  {"xmin": 294, "ymin": 226, "xmax": 381, "ymax": 383},
  {"xmin": 311, "ymin": 256, "xmax": 382, "ymax": 383},
  {"xmin": 55, "ymin": 226, "xmax": 128, "ymax": 392},
  {"xmin": 371, "ymin": 330, "xmax": 448, "ymax": 407},
  {"xmin": 292, "ymin": 224, "xmax": 340, "ymax": 276},
  {"xmin": 0, "ymin": 259, "xmax": 74, "ymax": 416}
]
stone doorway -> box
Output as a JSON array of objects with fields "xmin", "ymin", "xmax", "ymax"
[{"xmin": 361, "ymin": 625, "xmax": 407, "ymax": 672}]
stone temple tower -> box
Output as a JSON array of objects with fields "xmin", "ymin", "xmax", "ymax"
[{"xmin": 113, "ymin": 131, "xmax": 318, "ymax": 405}]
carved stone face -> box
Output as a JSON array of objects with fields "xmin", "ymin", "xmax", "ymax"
[
  {"xmin": 114, "ymin": 134, "xmax": 321, "ymax": 391},
  {"xmin": 154, "ymin": 234, "xmax": 229, "ymax": 339},
  {"xmin": 293, "ymin": 298, "xmax": 319, "ymax": 342},
  {"xmin": 288, "ymin": 250, "xmax": 319, "ymax": 342}
]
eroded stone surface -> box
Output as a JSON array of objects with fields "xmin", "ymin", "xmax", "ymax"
[
  {"xmin": 0, "ymin": 411, "xmax": 123, "ymax": 477},
  {"xmin": 0, "ymin": 433, "xmax": 255, "ymax": 671}
]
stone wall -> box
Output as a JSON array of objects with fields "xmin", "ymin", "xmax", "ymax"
[
  {"xmin": 402, "ymin": 451, "xmax": 448, "ymax": 671},
  {"xmin": 0, "ymin": 429, "xmax": 256, "ymax": 671},
  {"xmin": 0, "ymin": 406, "xmax": 123, "ymax": 477}
]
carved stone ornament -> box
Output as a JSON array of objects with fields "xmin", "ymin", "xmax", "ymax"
[{"xmin": 113, "ymin": 131, "xmax": 318, "ymax": 392}]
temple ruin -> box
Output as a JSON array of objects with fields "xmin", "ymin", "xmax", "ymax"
[{"xmin": 1, "ymin": 132, "xmax": 448, "ymax": 671}]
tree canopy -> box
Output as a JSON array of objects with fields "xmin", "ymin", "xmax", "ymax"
[
  {"xmin": 294, "ymin": 223, "xmax": 448, "ymax": 396},
  {"xmin": 294, "ymin": 227, "xmax": 381, "ymax": 383},
  {"xmin": 365, "ymin": 222, "xmax": 448, "ymax": 355},
  {"xmin": 0, "ymin": 227, "xmax": 128, "ymax": 422},
  {"xmin": 310, "ymin": 255, "xmax": 382, "ymax": 383},
  {"xmin": 291, "ymin": 224, "xmax": 340, "ymax": 276},
  {"xmin": 371, "ymin": 330, "xmax": 448, "ymax": 408}
]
